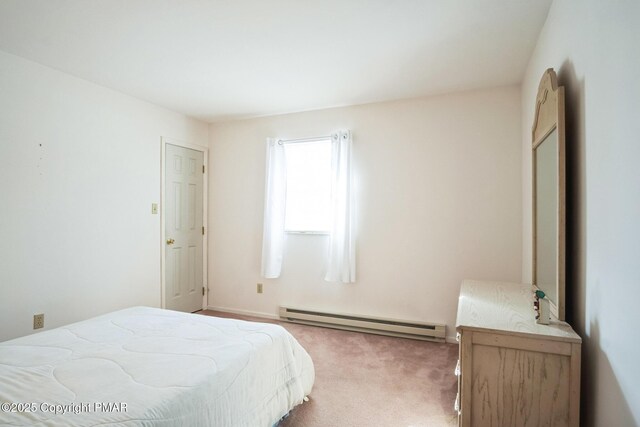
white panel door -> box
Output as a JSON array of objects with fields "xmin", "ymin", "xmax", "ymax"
[{"xmin": 165, "ymin": 143, "xmax": 204, "ymax": 312}]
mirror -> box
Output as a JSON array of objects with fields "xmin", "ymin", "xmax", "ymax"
[{"xmin": 532, "ymin": 68, "xmax": 565, "ymax": 321}]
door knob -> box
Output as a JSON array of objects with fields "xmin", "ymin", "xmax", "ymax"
[{"xmin": 166, "ymin": 238, "xmax": 175, "ymax": 245}]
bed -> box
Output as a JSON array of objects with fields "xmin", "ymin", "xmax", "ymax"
[{"xmin": 0, "ymin": 307, "xmax": 314, "ymax": 426}]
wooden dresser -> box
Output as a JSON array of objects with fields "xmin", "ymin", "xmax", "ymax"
[{"xmin": 455, "ymin": 280, "xmax": 581, "ymax": 427}]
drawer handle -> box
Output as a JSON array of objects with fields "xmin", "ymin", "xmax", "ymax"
[
  {"xmin": 455, "ymin": 359, "xmax": 460, "ymax": 376},
  {"xmin": 456, "ymin": 332, "xmax": 461, "ymax": 342},
  {"xmin": 454, "ymin": 392, "xmax": 460, "ymax": 412}
]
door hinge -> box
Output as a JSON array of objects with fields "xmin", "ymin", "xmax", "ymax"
[
  {"xmin": 202, "ymin": 165, "xmax": 205, "ymax": 173},
  {"xmin": 202, "ymin": 226, "xmax": 205, "ymax": 235},
  {"xmin": 202, "ymin": 287, "xmax": 205, "ymax": 296}
]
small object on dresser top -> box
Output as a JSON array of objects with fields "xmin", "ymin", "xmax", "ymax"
[{"xmin": 536, "ymin": 295, "xmax": 551, "ymax": 325}]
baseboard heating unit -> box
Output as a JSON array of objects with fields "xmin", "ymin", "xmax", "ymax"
[{"xmin": 279, "ymin": 306, "xmax": 446, "ymax": 342}]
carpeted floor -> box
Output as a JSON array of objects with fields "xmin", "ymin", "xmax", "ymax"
[{"xmin": 201, "ymin": 310, "xmax": 458, "ymax": 427}]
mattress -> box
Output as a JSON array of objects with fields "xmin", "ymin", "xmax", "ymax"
[{"xmin": 0, "ymin": 307, "xmax": 314, "ymax": 426}]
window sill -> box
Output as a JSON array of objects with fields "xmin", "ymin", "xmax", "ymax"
[{"xmin": 285, "ymin": 231, "xmax": 329, "ymax": 235}]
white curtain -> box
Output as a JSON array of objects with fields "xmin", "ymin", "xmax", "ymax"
[
  {"xmin": 325, "ymin": 130, "xmax": 356, "ymax": 283},
  {"xmin": 261, "ymin": 138, "xmax": 286, "ymax": 278}
]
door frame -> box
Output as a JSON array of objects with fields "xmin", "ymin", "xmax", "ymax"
[{"xmin": 160, "ymin": 136, "xmax": 209, "ymax": 311}]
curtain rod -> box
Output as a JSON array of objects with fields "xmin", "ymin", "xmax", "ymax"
[{"xmin": 277, "ymin": 134, "xmax": 334, "ymax": 145}]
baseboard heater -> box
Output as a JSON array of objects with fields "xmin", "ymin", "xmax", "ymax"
[{"xmin": 279, "ymin": 306, "xmax": 446, "ymax": 343}]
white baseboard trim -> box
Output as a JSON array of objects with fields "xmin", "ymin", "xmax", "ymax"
[
  {"xmin": 206, "ymin": 305, "xmax": 279, "ymax": 321},
  {"xmin": 445, "ymin": 335, "xmax": 458, "ymax": 344}
]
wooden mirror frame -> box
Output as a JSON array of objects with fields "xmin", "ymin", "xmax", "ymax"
[{"xmin": 532, "ymin": 68, "xmax": 566, "ymax": 321}]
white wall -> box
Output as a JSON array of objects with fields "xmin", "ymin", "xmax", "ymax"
[
  {"xmin": 0, "ymin": 51, "xmax": 208, "ymax": 341},
  {"xmin": 208, "ymin": 86, "xmax": 522, "ymax": 341},
  {"xmin": 521, "ymin": 1, "xmax": 640, "ymax": 425}
]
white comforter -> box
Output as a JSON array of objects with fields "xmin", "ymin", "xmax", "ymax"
[{"xmin": 0, "ymin": 307, "xmax": 314, "ymax": 426}]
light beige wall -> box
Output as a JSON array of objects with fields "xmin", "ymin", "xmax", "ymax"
[
  {"xmin": 208, "ymin": 86, "xmax": 522, "ymax": 341},
  {"xmin": 0, "ymin": 51, "xmax": 209, "ymax": 341},
  {"xmin": 521, "ymin": 0, "xmax": 640, "ymax": 424}
]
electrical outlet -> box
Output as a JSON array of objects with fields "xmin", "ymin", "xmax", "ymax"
[
  {"xmin": 33, "ymin": 313, "xmax": 44, "ymax": 330},
  {"xmin": 257, "ymin": 283, "xmax": 263, "ymax": 294}
]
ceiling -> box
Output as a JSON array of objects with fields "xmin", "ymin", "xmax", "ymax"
[{"xmin": 0, "ymin": 0, "xmax": 551, "ymax": 123}]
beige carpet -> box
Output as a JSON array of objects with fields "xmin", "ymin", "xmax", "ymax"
[{"xmin": 201, "ymin": 310, "xmax": 458, "ymax": 427}]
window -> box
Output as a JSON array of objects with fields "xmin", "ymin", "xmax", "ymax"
[
  {"xmin": 283, "ymin": 139, "xmax": 332, "ymax": 233},
  {"xmin": 261, "ymin": 130, "xmax": 354, "ymax": 282}
]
